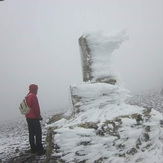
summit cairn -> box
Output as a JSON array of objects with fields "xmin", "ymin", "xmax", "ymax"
[
  {"xmin": 46, "ymin": 31, "xmax": 163, "ymax": 163},
  {"xmin": 71, "ymin": 31, "xmax": 128, "ymax": 114}
]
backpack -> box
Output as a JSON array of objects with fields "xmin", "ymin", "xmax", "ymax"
[{"xmin": 19, "ymin": 94, "xmax": 32, "ymax": 115}]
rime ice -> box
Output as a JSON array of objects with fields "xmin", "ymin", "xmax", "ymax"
[{"xmin": 45, "ymin": 31, "xmax": 163, "ymax": 163}]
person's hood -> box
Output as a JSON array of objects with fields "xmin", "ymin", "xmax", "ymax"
[{"xmin": 29, "ymin": 84, "xmax": 38, "ymax": 94}]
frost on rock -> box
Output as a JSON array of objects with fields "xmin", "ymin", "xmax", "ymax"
[
  {"xmin": 78, "ymin": 30, "xmax": 127, "ymax": 83},
  {"xmin": 46, "ymin": 31, "xmax": 163, "ymax": 163},
  {"xmin": 70, "ymin": 83, "xmax": 129, "ymax": 113}
]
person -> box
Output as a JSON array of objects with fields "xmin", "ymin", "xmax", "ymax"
[{"xmin": 26, "ymin": 84, "xmax": 46, "ymax": 155}]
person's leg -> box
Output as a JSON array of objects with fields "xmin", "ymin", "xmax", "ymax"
[
  {"xmin": 35, "ymin": 120, "xmax": 43, "ymax": 149},
  {"xmin": 34, "ymin": 120, "xmax": 46, "ymax": 155},
  {"xmin": 26, "ymin": 118, "xmax": 37, "ymax": 153}
]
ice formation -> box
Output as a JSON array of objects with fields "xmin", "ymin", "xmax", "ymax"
[
  {"xmin": 46, "ymin": 31, "xmax": 163, "ymax": 163},
  {"xmin": 78, "ymin": 30, "xmax": 127, "ymax": 83}
]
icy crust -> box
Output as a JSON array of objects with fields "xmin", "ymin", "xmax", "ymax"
[
  {"xmin": 49, "ymin": 103, "xmax": 145, "ymax": 128},
  {"xmin": 82, "ymin": 30, "xmax": 127, "ymax": 81},
  {"xmin": 70, "ymin": 83, "xmax": 130, "ymax": 113},
  {"xmin": 46, "ymin": 82, "xmax": 163, "ymax": 163},
  {"xmin": 47, "ymin": 101, "xmax": 163, "ymax": 162}
]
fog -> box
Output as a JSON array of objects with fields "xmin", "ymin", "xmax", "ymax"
[{"xmin": 0, "ymin": 0, "xmax": 163, "ymax": 122}]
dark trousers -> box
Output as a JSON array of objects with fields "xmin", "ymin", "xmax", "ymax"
[{"xmin": 26, "ymin": 118, "xmax": 43, "ymax": 152}]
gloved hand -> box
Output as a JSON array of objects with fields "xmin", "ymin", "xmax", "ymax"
[{"xmin": 39, "ymin": 116, "xmax": 43, "ymax": 121}]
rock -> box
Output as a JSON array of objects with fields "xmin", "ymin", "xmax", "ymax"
[
  {"xmin": 78, "ymin": 31, "xmax": 127, "ymax": 84},
  {"xmin": 45, "ymin": 32, "xmax": 163, "ymax": 163}
]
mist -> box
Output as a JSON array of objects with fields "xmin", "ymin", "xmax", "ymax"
[{"xmin": 0, "ymin": 0, "xmax": 163, "ymax": 122}]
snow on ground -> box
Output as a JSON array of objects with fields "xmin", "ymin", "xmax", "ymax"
[
  {"xmin": 0, "ymin": 117, "xmax": 29, "ymax": 162},
  {"xmin": 0, "ymin": 110, "xmax": 59, "ymax": 162},
  {"xmin": 126, "ymin": 89, "xmax": 163, "ymax": 112}
]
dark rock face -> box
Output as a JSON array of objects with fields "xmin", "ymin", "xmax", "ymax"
[{"xmin": 79, "ymin": 36, "xmax": 92, "ymax": 82}]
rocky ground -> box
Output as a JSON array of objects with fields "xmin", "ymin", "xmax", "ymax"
[{"xmin": 126, "ymin": 89, "xmax": 163, "ymax": 112}]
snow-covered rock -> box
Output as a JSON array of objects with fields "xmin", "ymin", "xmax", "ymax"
[
  {"xmin": 70, "ymin": 83, "xmax": 129, "ymax": 113},
  {"xmin": 46, "ymin": 31, "xmax": 163, "ymax": 163},
  {"xmin": 79, "ymin": 30, "xmax": 127, "ymax": 84},
  {"xmin": 49, "ymin": 105, "xmax": 163, "ymax": 163}
]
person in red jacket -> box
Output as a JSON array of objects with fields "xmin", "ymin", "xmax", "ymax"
[{"xmin": 26, "ymin": 84, "xmax": 46, "ymax": 155}]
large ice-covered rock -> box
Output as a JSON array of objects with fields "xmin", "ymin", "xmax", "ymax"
[
  {"xmin": 47, "ymin": 104, "xmax": 163, "ymax": 163},
  {"xmin": 79, "ymin": 30, "xmax": 127, "ymax": 84},
  {"xmin": 45, "ymin": 31, "xmax": 163, "ymax": 163},
  {"xmin": 70, "ymin": 83, "xmax": 129, "ymax": 113},
  {"xmin": 71, "ymin": 30, "xmax": 128, "ymax": 114}
]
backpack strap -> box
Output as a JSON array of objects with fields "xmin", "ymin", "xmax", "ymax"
[{"xmin": 25, "ymin": 93, "xmax": 33, "ymax": 99}]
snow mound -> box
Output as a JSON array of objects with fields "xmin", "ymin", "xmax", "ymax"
[
  {"xmin": 47, "ymin": 83, "xmax": 163, "ymax": 163},
  {"xmin": 48, "ymin": 89, "xmax": 163, "ymax": 163}
]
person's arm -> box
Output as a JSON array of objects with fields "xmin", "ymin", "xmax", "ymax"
[{"xmin": 32, "ymin": 95, "xmax": 41, "ymax": 119}]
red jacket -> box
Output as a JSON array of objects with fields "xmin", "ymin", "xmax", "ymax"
[{"xmin": 26, "ymin": 84, "xmax": 41, "ymax": 119}]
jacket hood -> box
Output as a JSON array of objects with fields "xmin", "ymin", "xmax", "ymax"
[{"xmin": 29, "ymin": 84, "xmax": 38, "ymax": 94}]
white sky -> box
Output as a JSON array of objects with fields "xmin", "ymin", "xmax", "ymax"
[{"xmin": 0, "ymin": 0, "xmax": 163, "ymax": 122}]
